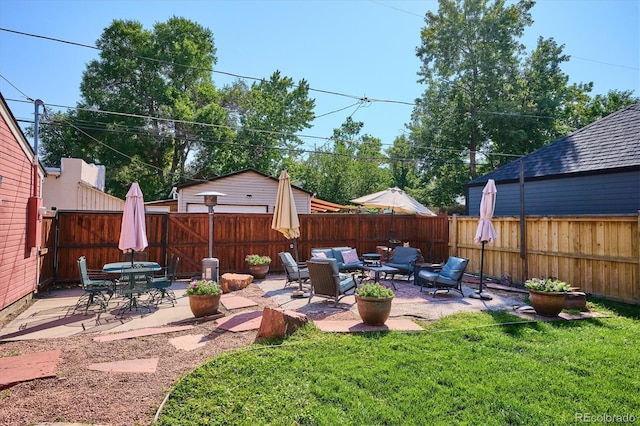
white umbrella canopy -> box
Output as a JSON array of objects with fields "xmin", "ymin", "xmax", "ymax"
[
  {"xmin": 471, "ymin": 179, "xmax": 497, "ymax": 300},
  {"xmin": 118, "ymin": 182, "xmax": 148, "ymax": 263},
  {"xmin": 351, "ymin": 187, "xmax": 436, "ymax": 243},
  {"xmin": 474, "ymin": 179, "xmax": 497, "ymax": 244},
  {"xmin": 351, "ymin": 187, "xmax": 436, "ymax": 216},
  {"xmin": 271, "ymin": 170, "xmax": 306, "ymax": 296},
  {"xmin": 271, "ymin": 170, "xmax": 300, "ymax": 240}
]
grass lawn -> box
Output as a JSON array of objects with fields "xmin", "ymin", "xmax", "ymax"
[{"xmin": 156, "ymin": 299, "xmax": 640, "ymax": 425}]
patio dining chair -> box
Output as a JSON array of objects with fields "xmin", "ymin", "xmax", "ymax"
[
  {"xmin": 76, "ymin": 256, "xmax": 114, "ymax": 314},
  {"xmin": 278, "ymin": 252, "xmax": 310, "ymax": 288},
  {"xmin": 146, "ymin": 255, "xmax": 179, "ymax": 306},
  {"xmin": 307, "ymin": 258, "xmax": 357, "ymax": 307}
]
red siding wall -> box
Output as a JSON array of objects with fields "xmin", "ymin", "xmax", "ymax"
[{"xmin": 0, "ymin": 103, "xmax": 38, "ymax": 310}]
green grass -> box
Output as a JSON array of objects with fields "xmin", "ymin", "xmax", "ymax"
[{"xmin": 156, "ymin": 299, "xmax": 640, "ymax": 426}]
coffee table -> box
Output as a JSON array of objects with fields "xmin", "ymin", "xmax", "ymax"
[{"xmin": 359, "ymin": 264, "xmax": 399, "ymax": 290}]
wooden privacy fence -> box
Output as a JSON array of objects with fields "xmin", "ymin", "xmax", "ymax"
[
  {"xmin": 39, "ymin": 210, "xmax": 639, "ymax": 304},
  {"xmin": 450, "ymin": 214, "xmax": 639, "ymax": 304},
  {"xmin": 46, "ymin": 211, "xmax": 449, "ymax": 285}
]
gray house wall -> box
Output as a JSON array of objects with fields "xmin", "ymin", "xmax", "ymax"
[{"xmin": 467, "ymin": 169, "xmax": 640, "ymax": 216}]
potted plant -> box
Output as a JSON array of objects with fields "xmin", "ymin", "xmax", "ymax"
[
  {"xmin": 355, "ymin": 282, "xmax": 395, "ymax": 325},
  {"xmin": 245, "ymin": 254, "xmax": 272, "ymax": 279},
  {"xmin": 186, "ymin": 279, "xmax": 222, "ymax": 318},
  {"xmin": 524, "ymin": 277, "xmax": 572, "ymax": 317}
]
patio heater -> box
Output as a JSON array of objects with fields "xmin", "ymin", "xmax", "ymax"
[{"xmin": 196, "ymin": 191, "xmax": 226, "ymax": 284}]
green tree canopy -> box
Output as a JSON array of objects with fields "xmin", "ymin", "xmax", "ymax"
[
  {"xmin": 409, "ymin": 0, "xmax": 597, "ymax": 206},
  {"xmin": 297, "ymin": 117, "xmax": 392, "ymax": 205}
]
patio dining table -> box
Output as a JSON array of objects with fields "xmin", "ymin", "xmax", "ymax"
[{"xmin": 102, "ymin": 261, "xmax": 162, "ymax": 314}]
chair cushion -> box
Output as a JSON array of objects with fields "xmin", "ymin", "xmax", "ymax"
[
  {"xmin": 338, "ymin": 275, "xmax": 356, "ymax": 293},
  {"xmin": 439, "ymin": 257, "xmax": 468, "ymax": 281},
  {"xmin": 418, "ymin": 270, "xmax": 438, "ymax": 282},
  {"xmin": 331, "ymin": 247, "xmax": 352, "ymax": 263},
  {"xmin": 311, "ymin": 248, "xmax": 334, "ymax": 259},
  {"xmin": 281, "ymin": 252, "xmax": 296, "ymax": 265},
  {"xmin": 390, "ymin": 247, "xmax": 419, "ymax": 264},
  {"xmin": 385, "ymin": 262, "xmax": 412, "ymax": 273},
  {"xmin": 341, "ymin": 249, "xmax": 359, "ymax": 264}
]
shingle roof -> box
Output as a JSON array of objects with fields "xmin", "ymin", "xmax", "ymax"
[{"xmin": 468, "ymin": 104, "xmax": 640, "ymax": 186}]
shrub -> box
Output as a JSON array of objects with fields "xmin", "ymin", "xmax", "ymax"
[
  {"xmin": 356, "ymin": 282, "xmax": 395, "ymax": 298},
  {"xmin": 186, "ymin": 279, "xmax": 221, "ymax": 296}
]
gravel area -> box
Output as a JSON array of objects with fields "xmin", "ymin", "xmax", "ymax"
[{"xmin": 0, "ymin": 285, "xmax": 274, "ymax": 426}]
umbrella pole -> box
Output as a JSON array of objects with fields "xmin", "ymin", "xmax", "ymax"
[
  {"xmin": 470, "ymin": 241, "xmax": 492, "ymax": 300},
  {"xmin": 291, "ymin": 238, "xmax": 310, "ymax": 298}
]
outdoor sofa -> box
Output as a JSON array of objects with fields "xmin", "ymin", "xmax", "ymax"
[{"xmin": 310, "ymin": 247, "xmax": 364, "ymax": 272}]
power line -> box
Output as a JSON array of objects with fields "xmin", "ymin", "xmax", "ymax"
[{"xmin": 0, "ymin": 27, "xmax": 416, "ymax": 106}]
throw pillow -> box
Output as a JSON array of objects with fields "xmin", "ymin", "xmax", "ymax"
[
  {"xmin": 341, "ymin": 248, "xmax": 359, "ymax": 264},
  {"xmin": 313, "ymin": 252, "xmax": 327, "ymax": 258}
]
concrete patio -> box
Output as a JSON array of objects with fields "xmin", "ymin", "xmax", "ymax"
[{"xmin": 0, "ymin": 273, "xmax": 527, "ymax": 343}]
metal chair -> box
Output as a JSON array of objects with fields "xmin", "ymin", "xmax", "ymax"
[
  {"xmin": 416, "ymin": 256, "xmax": 469, "ymax": 297},
  {"xmin": 278, "ymin": 252, "xmax": 310, "ymax": 288},
  {"xmin": 146, "ymin": 255, "xmax": 179, "ymax": 306},
  {"xmin": 76, "ymin": 256, "xmax": 114, "ymax": 314},
  {"xmin": 307, "ymin": 258, "xmax": 357, "ymax": 307},
  {"xmin": 117, "ymin": 264, "xmax": 155, "ymax": 315},
  {"xmin": 383, "ymin": 246, "xmax": 421, "ymax": 281}
]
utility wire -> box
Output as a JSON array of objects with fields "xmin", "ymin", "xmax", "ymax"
[
  {"xmin": 0, "ymin": 27, "xmax": 415, "ymax": 105},
  {"xmin": 0, "ymin": 74, "xmax": 34, "ymax": 101}
]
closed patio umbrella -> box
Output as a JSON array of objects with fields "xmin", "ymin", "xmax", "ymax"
[
  {"xmin": 118, "ymin": 182, "xmax": 148, "ymax": 265},
  {"xmin": 351, "ymin": 187, "xmax": 436, "ymax": 243},
  {"xmin": 271, "ymin": 170, "xmax": 307, "ymax": 297},
  {"xmin": 471, "ymin": 179, "xmax": 497, "ymax": 300}
]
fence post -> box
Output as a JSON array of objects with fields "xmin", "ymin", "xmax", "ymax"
[
  {"xmin": 637, "ymin": 210, "xmax": 640, "ymax": 300},
  {"xmin": 450, "ymin": 214, "xmax": 458, "ymax": 257}
]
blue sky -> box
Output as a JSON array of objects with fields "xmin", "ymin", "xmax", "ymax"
[{"xmin": 1, "ymin": 0, "xmax": 638, "ymax": 153}]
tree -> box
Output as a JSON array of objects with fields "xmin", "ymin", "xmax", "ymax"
[
  {"xmin": 298, "ymin": 118, "xmax": 391, "ymax": 205},
  {"xmin": 410, "ymin": 0, "xmax": 598, "ymax": 205},
  {"xmin": 190, "ymin": 71, "xmax": 315, "ymax": 178},
  {"xmin": 40, "ymin": 17, "xmax": 224, "ymax": 199}
]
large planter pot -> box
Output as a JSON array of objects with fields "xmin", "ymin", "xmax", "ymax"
[
  {"xmin": 355, "ymin": 295, "xmax": 394, "ymax": 326},
  {"xmin": 528, "ymin": 290, "xmax": 566, "ymax": 317},
  {"xmin": 248, "ymin": 264, "xmax": 270, "ymax": 279},
  {"xmin": 188, "ymin": 294, "xmax": 221, "ymax": 318}
]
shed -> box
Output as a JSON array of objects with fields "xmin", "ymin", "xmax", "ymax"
[
  {"xmin": 0, "ymin": 93, "xmax": 46, "ymax": 313},
  {"xmin": 177, "ymin": 169, "xmax": 313, "ymax": 213},
  {"xmin": 466, "ymin": 104, "xmax": 640, "ymax": 216}
]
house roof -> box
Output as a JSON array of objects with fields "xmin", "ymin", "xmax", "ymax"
[
  {"xmin": 177, "ymin": 168, "xmax": 313, "ymax": 195},
  {"xmin": 468, "ymin": 104, "xmax": 640, "ymax": 187},
  {"xmin": 310, "ymin": 197, "xmax": 352, "ymax": 213}
]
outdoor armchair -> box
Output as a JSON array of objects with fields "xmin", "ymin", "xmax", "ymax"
[
  {"xmin": 76, "ymin": 256, "xmax": 114, "ymax": 313},
  {"xmin": 307, "ymin": 258, "xmax": 357, "ymax": 307},
  {"xmin": 416, "ymin": 256, "xmax": 469, "ymax": 297},
  {"xmin": 278, "ymin": 252, "xmax": 310, "ymax": 288},
  {"xmin": 384, "ymin": 246, "xmax": 421, "ymax": 280}
]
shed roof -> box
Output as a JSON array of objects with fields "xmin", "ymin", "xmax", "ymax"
[
  {"xmin": 468, "ymin": 104, "xmax": 640, "ymax": 187},
  {"xmin": 177, "ymin": 168, "xmax": 313, "ymax": 195},
  {"xmin": 310, "ymin": 198, "xmax": 352, "ymax": 213}
]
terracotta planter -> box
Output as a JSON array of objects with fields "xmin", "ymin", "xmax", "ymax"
[
  {"xmin": 188, "ymin": 294, "xmax": 221, "ymax": 318},
  {"xmin": 248, "ymin": 264, "xmax": 270, "ymax": 279},
  {"xmin": 355, "ymin": 295, "xmax": 394, "ymax": 326},
  {"xmin": 528, "ymin": 290, "xmax": 566, "ymax": 317}
]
